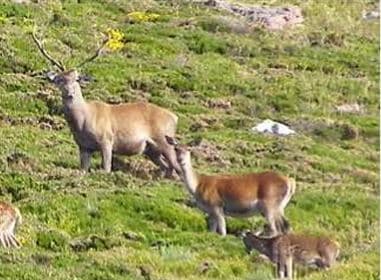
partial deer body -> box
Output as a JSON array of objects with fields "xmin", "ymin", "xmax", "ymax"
[
  {"xmin": 243, "ymin": 232, "xmax": 340, "ymax": 279},
  {"xmin": 56, "ymin": 71, "xmax": 180, "ymax": 175},
  {"xmin": 0, "ymin": 202, "xmax": 22, "ymax": 248},
  {"xmin": 166, "ymin": 136, "xmax": 295, "ymax": 236}
]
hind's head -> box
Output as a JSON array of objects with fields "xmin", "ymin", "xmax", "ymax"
[{"xmin": 165, "ymin": 136, "xmax": 192, "ymax": 167}]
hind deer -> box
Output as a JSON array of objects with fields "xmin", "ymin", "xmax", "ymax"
[
  {"xmin": 165, "ymin": 136, "xmax": 295, "ymax": 237},
  {"xmin": 0, "ymin": 202, "xmax": 22, "ymax": 248},
  {"xmin": 31, "ymin": 30, "xmax": 180, "ymax": 177},
  {"xmin": 243, "ymin": 231, "xmax": 340, "ymax": 279}
]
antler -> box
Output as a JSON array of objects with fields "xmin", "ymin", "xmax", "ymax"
[
  {"xmin": 76, "ymin": 37, "xmax": 109, "ymax": 69},
  {"xmin": 31, "ymin": 30, "xmax": 65, "ymax": 72}
]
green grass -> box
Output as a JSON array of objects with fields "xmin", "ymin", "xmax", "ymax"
[{"xmin": 0, "ymin": 0, "xmax": 379, "ymax": 279}]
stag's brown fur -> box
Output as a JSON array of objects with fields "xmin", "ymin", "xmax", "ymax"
[
  {"xmin": 166, "ymin": 136, "xmax": 295, "ymax": 236},
  {"xmin": 243, "ymin": 232, "xmax": 340, "ymax": 279}
]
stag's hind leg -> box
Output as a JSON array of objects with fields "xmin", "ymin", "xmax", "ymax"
[
  {"xmin": 80, "ymin": 148, "xmax": 92, "ymax": 171},
  {"xmin": 143, "ymin": 143, "xmax": 169, "ymax": 176}
]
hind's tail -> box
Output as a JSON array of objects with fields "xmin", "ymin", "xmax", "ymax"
[
  {"xmin": 288, "ymin": 178, "xmax": 296, "ymax": 197},
  {"xmin": 280, "ymin": 177, "xmax": 296, "ymax": 211}
]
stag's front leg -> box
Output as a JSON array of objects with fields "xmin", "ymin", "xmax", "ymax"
[
  {"xmin": 80, "ymin": 148, "xmax": 92, "ymax": 171},
  {"xmin": 101, "ymin": 143, "xmax": 113, "ymax": 172}
]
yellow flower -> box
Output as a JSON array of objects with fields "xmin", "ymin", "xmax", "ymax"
[
  {"xmin": 107, "ymin": 39, "xmax": 124, "ymax": 51},
  {"xmin": 109, "ymin": 29, "xmax": 123, "ymax": 41},
  {"xmin": 106, "ymin": 29, "xmax": 124, "ymax": 51},
  {"xmin": 127, "ymin": 11, "xmax": 160, "ymax": 23}
]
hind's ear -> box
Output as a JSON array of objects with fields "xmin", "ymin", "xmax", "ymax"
[{"xmin": 165, "ymin": 136, "xmax": 178, "ymax": 146}]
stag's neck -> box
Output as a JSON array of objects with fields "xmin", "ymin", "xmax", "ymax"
[
  {"xmin": 63, "ymin": 97, "xmax": 89, "ymax": 131},
  {"xmin": 63, "ymin": 93, "xmax": 86, "ymax": 109},
  {"xmin": 180, "ymin": 159, "xmax": 199, "ymax": 195}
]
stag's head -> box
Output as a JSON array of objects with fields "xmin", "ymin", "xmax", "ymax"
[
  {"xmin": 47, "ymin": 70, "xmax": 83, "ymax": 101},
  {"xmin": 32, "ymin": 30, "xmax": 108, "ymax": 102}
]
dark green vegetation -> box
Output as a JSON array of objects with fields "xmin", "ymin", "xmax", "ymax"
[{"xmin": 0, "ymin": 0, "xmax": 379, "ymax": 279}]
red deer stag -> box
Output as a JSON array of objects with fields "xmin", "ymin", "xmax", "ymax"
[{"xmin": 32, "ymin": 30, "xmax": 180, "ymax": 177}]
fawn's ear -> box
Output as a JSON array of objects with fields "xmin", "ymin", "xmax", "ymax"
[
  {"xmin": 240, "ymin": 229, "xmax": 251, "ymax": 239},
  {"xmin": 165, "ymin": 135, "xmax": 178, "ymax": 146}
]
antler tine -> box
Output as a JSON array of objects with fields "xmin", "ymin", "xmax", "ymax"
[
  {"xmin": 76, "ymin": 37, "xmax": 109, "ymax": 69},
  {"xmin": 31, "ymin": 30, "xmax": 65, "ymax": 72}
]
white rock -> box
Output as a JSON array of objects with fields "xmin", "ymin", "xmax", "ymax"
[
  {"xmin": 335, "ymin": 103, "xmax": 362, "ymax": 114},
  {"xmin": 362, "ymin": 10, "xmax": 380, "ymax": 20},
  {"xmin": 252, "ymin": 119, "xmax": 295, "ymax": 136}
]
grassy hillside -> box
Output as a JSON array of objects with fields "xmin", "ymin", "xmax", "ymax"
[{"xmin": 0, "ymin": 0, "xmax": 379, "ymax": 279}]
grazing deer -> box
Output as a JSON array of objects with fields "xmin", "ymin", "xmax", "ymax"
[
  {"xmin": 0, "ymin": 202, "xmax": 22, "ymax": 248},
  {"xmin": 31, "ymin": 31, "xmax": 180, "ymax": 176},
  {"xmin": 165, "ymin": 136, "xmax": 295, "ymax": 236},
  {"xmin": 243, "ymin": 231, "xmax": 340, "ymax": 279}
]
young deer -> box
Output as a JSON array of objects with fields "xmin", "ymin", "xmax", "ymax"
[
  {"xmin": 165, "ymin": 136, "xmax": 295, "ymax": 237},
  {"xmin": 243, "ymin": 231, "xmax": 340, "ymax": 279},
  {"xmin": 32, "ymin": 31, "xmax": 180, "ymax": 176},
  {"xmin": 0, "ymin": 202, "xmax": 22, "ymax": 248}
]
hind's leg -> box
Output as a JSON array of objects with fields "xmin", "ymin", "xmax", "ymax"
[
  {"xmin": 0, "ymin": 233, "xmax": 7, "ymax": 247},
  {"xmin": 10, "ymin": 234, "xmax": 20, "ymax": 247},
  {"xmin": 262, "ymin": 208, "xmax": 278, "ymax": 237},
  {"xmin": 206, "ymin": 214, "xmax": 218, "ymax": 233},
  {"xmin": 5, "ymin": 234, "xmax": 17, "ymax": 247},
  {"xmin": 101, "ymin": 143, "xmax": 113, "ymax": 172},
  {"xmin": 211, "ymin": 208, "xmax": 226, "ymax": 236}
]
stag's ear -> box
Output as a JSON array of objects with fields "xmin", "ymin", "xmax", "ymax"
[
  {"xmin": 165, "ymin": 135, "xmax": 178, "ymax": 146},
  {"xmin": 77, "ymin": 74, "xmax": 93, "ymax": 83},
  {"xmin": 46, "ymin": 71, "xmax": 58, "ymax": 83}
]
